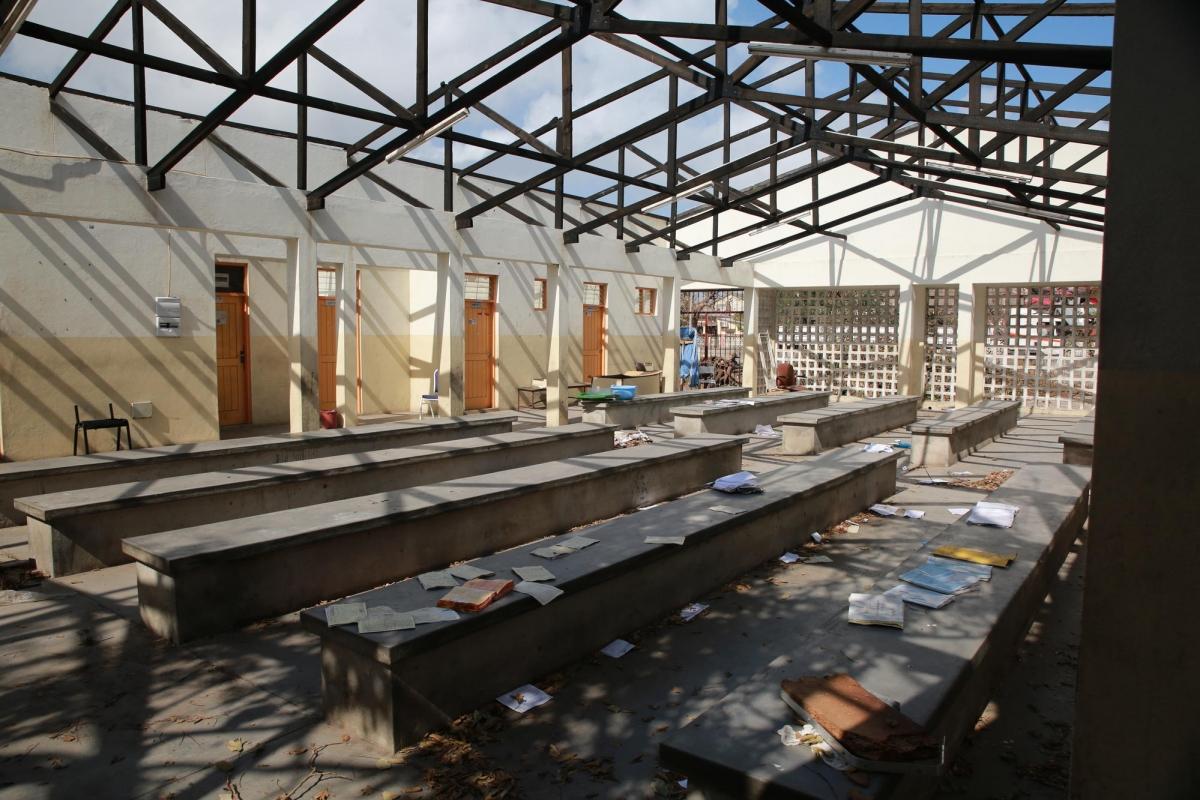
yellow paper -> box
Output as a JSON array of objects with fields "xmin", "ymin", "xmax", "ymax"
[{"xmin": 933, "ymin": 545, "xmax": 1017, "ymax": 568}]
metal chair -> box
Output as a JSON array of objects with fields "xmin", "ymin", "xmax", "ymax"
[
  {"xmin": 418, "ymin": 369, "xmax": 440, "ymax": 418},
  {"xmin": 74, "ymin": 403, "xmax": 131, "ymax": 455}
]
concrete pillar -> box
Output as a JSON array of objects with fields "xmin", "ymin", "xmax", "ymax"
[
  {"xmin": 954, "ymin": 285, "xmax": 978, "ymax": 407},
  {"xmin": 336, "ymin": 246, "xmax": 358, "ymax": 426},
  {"xmin": 286, "ymin": 231, "xmax": 319, "ymax": 433},
  {"xmin": 1071, "ymin": 3, "xmax": 1200, "ymax": 796},
  {"xmin": 900, "ymin": 285, "xmax": 927, "ymax": 398},
  {"xmin": 661, "ymin": 276, "xmax": 680, "ymax": 389},
  {"xmin": 742, "ymin": 286, "xmax": 759, "ymax": 396},
  {"xmin": 434, "ymin": 250, "xmax": 465, "ymax": 416},
  {"xmin": 544, "ymin": 262, "xmax": 578, "ymax": 426},
  {"xmin": 968, "ymin": 283, "xmax": 988, "ymax": 405}
]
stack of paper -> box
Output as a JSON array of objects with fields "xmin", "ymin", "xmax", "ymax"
[
  {"xmin": 967, "ymin": 501, "xmax": 1020, "ymax": 528},
  {"xmin": 848, "ymin": 593, "xmax": 904, "ymax": 628},
  {"xmin": 712, "ymin": 471, "xmax": 763, "ymax": 494},
  {"xmin": 863, "ymin": 443, "xmax": 894, "ymax": 454},
  {"xmin": 883, "ymin": 583, "xmax": 955, "ymax": 609},
  {"xmin": 437, "ymin": 578, "xmax": 514, "ymax": 611},
  {"xmin": 928, "ymin": 555, "xmax": 993, "ymax": 582},
  {"xmin": 869, "ymin": 503, "xmax": 900, "ymax": 516},
  {"xmin": 899, "ymin": 561, "xmax": 985, "ymax": 595}
]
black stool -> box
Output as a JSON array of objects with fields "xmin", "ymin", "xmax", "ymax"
[{"xmin": 74, "ymin": 404, "xmax": 132, "ymax": 455}]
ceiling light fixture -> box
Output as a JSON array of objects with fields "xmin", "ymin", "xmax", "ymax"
[
  {"xmin": 748, "ymin": 208, "xmax": 813, "ymax": 236},
  {"xmin": 646, "ymin": 179, "xmax": 715, "ymax": 211},
  {"xmin": 385, "ymin": 108, "xmax": 470, "ymax": 163},
  {"xmin": 746, "ymin": 43, "xmax": 913, "ymax": 68},
  {"xmin": 939, "ymin": 164, "xmax": 1033, "ymax": 184},
  {"xmin": 986, "ymin": 199, "xmax": 1071, "ymax": 223}
]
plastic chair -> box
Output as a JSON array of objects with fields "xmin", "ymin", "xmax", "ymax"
[
  {"xmin": 74, "ymin": 403, "xmax": 132, "ymax": 455},
  {"xmin": 419, "ymin": 369, "xmax": 440, "ymax": 418}
]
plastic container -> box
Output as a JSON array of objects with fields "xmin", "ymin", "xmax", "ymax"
[{"xmin": 610, "ymin": 384, "xmax": 638, "ymax": 401}]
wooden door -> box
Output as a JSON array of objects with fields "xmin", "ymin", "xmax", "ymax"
[
  {"xmin": 583, "ymin": 304, "xmax": 606, "ymax": 382},
  {"xmin": 317, "ymin": 294, "xmax": 338, "ymax": 410},
  {"xmin": 464, "ymin": 300, "xmax": 495, "ymax": 410},
  {"xmin": 215, "ymin": 293, "xmax": 249, "ymax": 426}
]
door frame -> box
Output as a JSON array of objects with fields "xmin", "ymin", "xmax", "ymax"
[
  {"xmin": 215, "ymin": 261, "xmax": 253, "ymax": 426},
  {"xmin": 582, "ymin": 281, "xmax": 608, "ymax": 380},
  {"xmin": 464, "ymin": 272, "xmax": 498, "ymax": 411}
]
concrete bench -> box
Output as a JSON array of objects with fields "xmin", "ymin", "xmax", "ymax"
[
  {"xmin": 0, "ymin": 412, "xmax": 517, "ymax": 524},
  {"xmin": 1059, "ymin": 417, "xmax": 1095, "ymax": 466},
  {"xmin": 19, "ymin": 423, "xmax": 614, "ymax": 578},
  {"xmin": 671, "ymin": 391, "xmax": 830, "ymax": 438},
  {"xmin": 299, "ymin": 444, "xmax": 903, "ymax": 751},
  {"xmin": 779, "ymin": 396, "xmax": 920, "ymax": 454},
  {"xmin": 581, "ymin": 386, "xmax": 749, "ymax": 428},
  {"xmin": 660, "ymin": 463, "xmax": 1091, "ymax": 799},
  {"xmin": 124, "ymin": 435, "xmax": 745, "ymax": 643},
  {"xmin": 907, "ymin": 400, "xmax": 1021, "ymax": 467}
]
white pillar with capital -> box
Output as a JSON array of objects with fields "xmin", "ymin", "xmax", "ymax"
[
  {"xmin": 661, "ymin": 276, "xmax": 680, "ymax": 391},
  {"xmin": 544, "ymin": 262, "xmax": 580, "ymax": 426},
  {"xmin": 286, "ymin": 230, "xmax": 320, "ymax": 432},
  {"xmin": 742, "ymin": 286, "xmax": 760, "ymax": 396}
]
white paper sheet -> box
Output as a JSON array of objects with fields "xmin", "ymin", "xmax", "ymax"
[
  {"xmin": 410, "ymin": 607, "xmax": 460, "ymax": 625},
  {"xmin": 948, "ymin": 507, "xmax": 972, "ymax": 516},
  {"xmin": 417, "ymin": 570, "xmax": 458, "ymax": 590},
  {"xmin": 559, "ymin": 536, "xmax": 598, "ymax": 550},
  {"xmin": 863, "ymin": 443, "xmax": 894, "ymax": 454},
  {"xmin": 514, "ymin": 581, "xmax": 564, "ymax": 606},
  {"xmin": 779, "ymin": 552, "xmax": 801, "ymax": 564},
  {"xmin": 357, "ymin": 609, "xmax": 416, "ymax": 634},
  {"xmin": 810, "ymin": 531, "xmax": 823, "ymax": 543},
  {"xmin": 646, "ymin": 535, "xmax": 686, "ymax": 545},
  {"xmin": 904, "ymin": 509, "xmax": 926, "ymax": 519},
  {"xmin": 753, "ymin": 424, "xmax": 780, "ymax": 437},
  {"xmin": 325, "ymin": 602, "xmax": 366, "ymax": 626},
  {"xmin": 532, "ymin": 545, "xmax": 574, "ymax": 559},
  {"xmin": 918, "ymin": 478, "xmax": 951, "ymax": 485},
  {"xmin": 513, "ymin": 565, "xmax": 555, "ymax": 582},
  {"xmin": 709, "ymin": 504, "xmax": 745, "ymax": 515},
  {"xmin": 884, "ymin": 583, "xmax": 955, "ymax": 609},
  {"xmin": 496, "ymin": 684, "xmax": 551, "ymax": 714},
  {"xmin": 712, "ymin": 471, "xmax": 762, "ymax": 494},
  {"xmin": 448, "ymin": 564, "xmax": 494, "ymax": 581},
  {"xmin": 967, "ymin": 500, "xmax": 1020, "ymax": 528},
  {"xmin": 679, "ymin": 602, "xmax": 709, "ymax": 622},
  {"xmin": 848, "ymin": 592, "xmax": 904, "ymax": 628},
  {"xmin": 804, "ymin": 555, "xmax": 833, "ymax": 564},
  {"xmin": 869, "ymin": 503, "xmax": 900, "ymax": 516},
  {"xmin": 600, "ymin": 639, "xmax": 635, "ymax": 658}
]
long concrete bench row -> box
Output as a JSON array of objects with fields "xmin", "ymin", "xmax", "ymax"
[
  {"xmin": 300, "ymin": 444, "xmax": 904, "ymax": 752},
  {"xmin": 660, "ymin": 462, "xmax": 1091, "ymax": 798},
  {"xmin": 672, "ymin": 391, "xmax": 830, "ymax": 437},
  {"xmin": 907, "ymin": 400, "xmax": 1021, "ymax": 467},
  {"xmin": 125, "ymin": 435, "xmax": 746, "ymax": 643},
  {"xmin": 19, "ymin": 423, "xmax": 615, "ymax": 578},
  {"xmin": 780, "ymin": 395, "xmax": 921, "ymax": 454},
  {"xmin": 581, "ymin": 386, "xmax": 749, "ymax": 428},
  {"xmin": 0, "ymin": 411, "xmax": 517, "ymax": 523},
  {"xmin": 1059, "ymin": 416, "xmax": 1094, "ymax": 466}
]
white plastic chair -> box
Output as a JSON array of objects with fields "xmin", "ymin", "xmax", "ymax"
[{"xmin": 419, "ymin": 368, "xmax": 440, "ymax": 418}]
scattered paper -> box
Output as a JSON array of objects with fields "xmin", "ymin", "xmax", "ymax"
[
  {"xmin": 532, "ymin": 545, "xmax": 574, "ymax": 559},
  {"xmin": 933, "ymin": 545, "xmax": 1017, "ymax": 568},
  {"xmin": 863, "ymin": 443, "xmax": 894, "ymax": 454},
  {"xmin": 325, "ymin": 602, "xmax": 366, "ymax": 626},
  {"xmin": 357, "ymin": 608, "xmax": 416, "ymax": 634},
  {"xmin": 810, "ymin": 531, "xmax": 823, "ymax": 544},
  {"xmin": 637, "ymin": 502, "xmax": 664, "ymax": 511},
  {"xmin": 848, "ymin": 592, "xmax": 904, "ymax": 628},
  {"xmin": 646, "ymin": 535, "xmax": 686, "ymax": 545},
  {"xmin": 417, "ymin": 570, "xmax": 458, "ymax": 590},
  {"xmin": 448, "ymin": 564, "xmax": 494, "ymax": 581},
  {"xmin": 847, "ymin": 523, "xmax": 860, "ymax": 534},
  {"xmin": 778, "ymin": 725, "xmax": 802, "ymax": 746},
  {"xmin": 753, "ymin": 424, "xmax": 780, "ymax": 437},
  {"xmin": 803, "ymin": 555, "xmax": 833, "ymax": 564},
  {"xmin": 497, "ymin": 684, "xmax": 551, "ymax": 714},
  {"xmin": 679, "ymin": 602, "xmax": 708, "ymax": 622},
  {"xmin": 411, "ymin": 607, "xmax": 459, "ymax": 625},
  {"xmin": 950, "ymin": 470, "xmax": 974, "ymax": 476},
  {"xmin": 948, "ymin": 507, "xmax": 972, "ymax": 516},
  {"xmin": 514, "ymin": 580, "xmax": 564, "ymax": 606},
  {"xmin": 928, "ymin": 555, "xmax": 993, "ymax": 582},
  {"xmin": 884, "ymin": 583, "xmax": 955, "ymax": 609},
  {"xmin": 900, "ymin": 561, "xmax": 986, "ymax": 595},
  {"xmin": 709, "ymin": 504, "xmax": 745, "ymax": 515},
  {"xmin": 678, "ymin": 779, "xmax": 689, "ymax": 789},
  {"xmin": 712, "ymin": 471, "xmax": 764, "ymax": 494},
  {"xmin": 967, "ymin": 501, "xmax": 1020, "ymax": 528},
  {"xmin": 918, "ymin": 478, "xmax": 950, "ymax": 485},
  {"xmin": 779, "ymin": 552, "xmax": 801, "ymax": 564},
  {"xmin": 869, "ymin": 503, "xmax": 900, "ymax": 516},
  {"xmin": 559, "ymin": 535, "xmax": 598, "ymax": 550},
  {"xmin": 513, "ymin": 565, "xmax": 556, "ymax": 582},
  {"xmin": 904, "ymin": 509, "xmax": 926, "ymax": 519},
  {"xmin": 600, "ymin": 639, "xmax": 635, "ymax": 659}
]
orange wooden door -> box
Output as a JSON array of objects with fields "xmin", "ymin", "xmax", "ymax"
[
  {"xmin": 464, "ymin": 300, "xmax": 495, "ymax": 410},
  {"xmin": 317, "ymin": 294, "xmax": 338, "ymax": 410},
  {"xmin": 215, "ymin": 293, "xmax": 249, "ymax": 426},
  {"xmin": 583, "ymin": 304, "xmax": 606, "ymax": 382}
]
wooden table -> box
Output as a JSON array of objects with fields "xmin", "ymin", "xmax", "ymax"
[{"xmin": 517, "ymin": 384, "xmax": 588, "ymax": 409}]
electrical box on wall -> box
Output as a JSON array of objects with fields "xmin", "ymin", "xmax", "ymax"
[{"xmin": 155, "ymin": 296, "xmax": 181, "ymax": 337}]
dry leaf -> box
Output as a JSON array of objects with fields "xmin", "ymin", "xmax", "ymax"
[
  {"xmin": 226, "ymin": 739, "xmax": 245, "ymax": 753},
  {"xmin": 314, "ymin": 791, "xmax": 330, "ymax": 800},
  {"xmin": 287, "ymin": 746, "xmax": 308, "ymax": 756}
]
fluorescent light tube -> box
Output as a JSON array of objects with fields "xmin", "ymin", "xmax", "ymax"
[
  {"xmin": 385, "ymin": 108, "xmax": 470, "ymax": 163},
  {"xmin": 986, "ymin": 200, "xmax": 1071, "ymax": 223},
  {"xmin": 646, "ymin": 180, "xmax": 715, "ymax": 211},
  {"xmin": 747, "ymin": 43, "xmax": 913, "ymax": 68},
  {"xmin": 749, "ymin": 208, "xmax": 813, "ymax": 237},
  {"xmin": 940, "ymin": 164, "xmax": 1033, "ymax": 184}
]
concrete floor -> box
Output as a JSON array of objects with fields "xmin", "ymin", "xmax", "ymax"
[{"xmin": 0, "ymin": 414, "xmax": 1086, "ymax": 799}]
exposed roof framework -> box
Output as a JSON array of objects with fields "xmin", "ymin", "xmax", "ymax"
[{"xmin": 4, "ymin": 0, "xmax": 1112, "ymax": 265}]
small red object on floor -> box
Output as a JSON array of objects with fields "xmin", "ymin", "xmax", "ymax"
[{"xmin": 319, "ymin": 409, "xmax": 344, "ymax": 429}]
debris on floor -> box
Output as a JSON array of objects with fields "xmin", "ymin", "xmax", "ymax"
[{"xmin": 615, "ymin": 430, "xmax": 654, "ymax": 448}]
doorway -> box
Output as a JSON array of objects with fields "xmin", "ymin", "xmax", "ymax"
[
  {"xmin": 317, "ymin": 268, "xmax": 338, "ymax": 410},
  {"xmin": 464, "ymin": 273, "xmax": 497, "ymax": 411},
  {"xmin": 583, "ymin": 282, "xmax": 607, "ymax": 383},
  {"xmin": 215, "ymin": 264, "xmax": 251, "ymax": 426}
]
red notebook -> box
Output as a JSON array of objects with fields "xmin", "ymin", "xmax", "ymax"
[{"xmin": 436, "ymin": 578, "xmax": 514, "ymax": 612}]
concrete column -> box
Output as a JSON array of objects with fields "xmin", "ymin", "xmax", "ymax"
[
  {"xmin": 286, "ymin": 231, "xmax": 319, "ymax": 433},
  {"xmin": 661, "ymin": 276, "xmax": 680, "ymax": 388},
  {"xmin": 742, "ymin": 286, "xmax": 759, "ymax": 396},
  {"xmin": 544, "ymin": 262, "xmax": 579, "ymax": 426},
  {"xmin": 899, "ymin": 285, "xmax": 927, "ymax": 398},
  {"xmin": 336, "ymin": 246, "xmax": 358, "ymax": 426},
  {"xmin": 1070, "ymin": 3, "xmax": 1200, "ymax": 796},
  {"xmin": 954, "ymin": 285, "xmax": 978, "ymax": 407},
  {"xmin": 968, "ymin": 283, "xmax": 988, "ymax": 405},
  {"xmin": 434, "ymin": 250, "xmax": 465, "ymax": 416}
]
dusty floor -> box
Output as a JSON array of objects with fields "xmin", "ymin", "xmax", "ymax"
[{"xmin": 0, "ymin": 412, "xmax": 1086, "ymax": 799}]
